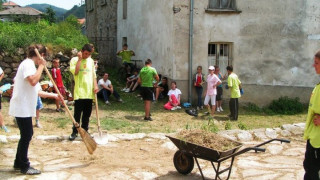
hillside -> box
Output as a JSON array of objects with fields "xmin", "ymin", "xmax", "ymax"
[
  {"xmin": 26, "ymin": 4, "xmax": 67, "ymax": 20},
  {"xmin": 64, "ymin": 5, "xmax": 85, "ymax": 19},
  {"xmin": 27, "ymin": 4, "xmax": 85, "ymax": 21}
]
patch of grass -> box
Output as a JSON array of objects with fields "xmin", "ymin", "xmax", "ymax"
[
  {"xmin": 238, "ymin": 121, "xmax": 248, "ymax": 130},
  {"xmin": 225, "ymin": 121, "xmax": 232, "ymax": 130},
  {"xmin": 56, "ymin": 117, "xmax": 69, "ymax": 128}
]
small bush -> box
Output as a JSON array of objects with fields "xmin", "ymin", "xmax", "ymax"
[
  {"xmin": 225, "ymin": 121, "xmax": 232, "ymax": 130},
  {"xmin": 238, "ymin": 121, "xmax": 248, "ymax": 130},
  {"xmin": 268, "ymin": 96, "xmax": 304, "ymax": 115},
  {"xmin": 245, "ymin": 102, "xmax": 262, "ymax": 112}
]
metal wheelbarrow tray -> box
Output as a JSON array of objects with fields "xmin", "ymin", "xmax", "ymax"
[{"xmin": 166, "ymin": 135, "xmax": 290, "ymax": 180}]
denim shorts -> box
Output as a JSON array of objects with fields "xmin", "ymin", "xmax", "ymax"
[{"xmin": 36, "ymin": 96, "xmax": 43, "ymax": 110}]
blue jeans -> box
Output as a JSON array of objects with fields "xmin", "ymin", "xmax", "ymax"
[
  {"xmin": 98, "ymin": 88, "xmax": 120, "ymax": 102},
  {"xmin": 195, "ymin": 86, "xmax": 203, "ymax": 107}
]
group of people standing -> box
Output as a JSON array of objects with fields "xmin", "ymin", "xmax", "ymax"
[{"xmin": 193, "ymin": 65, "xmax": 242, "ymax": 120}]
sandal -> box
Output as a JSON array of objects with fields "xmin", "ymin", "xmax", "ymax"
[{"xmin": 21, "ymin": 167, "xmax": 41, "ymax": 175}]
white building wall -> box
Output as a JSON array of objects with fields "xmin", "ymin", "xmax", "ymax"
[
  {"xmin": 117, "ymin": 0, "xmax": 174, "ymax": 78},
  {"xmin": 115, "ymin": 0, "xmax": 320, "ymax": 105}
]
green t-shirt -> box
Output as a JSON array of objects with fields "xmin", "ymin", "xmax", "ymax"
[
  {"xmin": 140, "ymin": 66, "xmax": 157, "ymax": 87},
  {"xmin": 227, "ymin": 72, "xmax": 241, "ymax": 98},
  {"xmin": 70, "ymin": 57, "xmax": 96, "ymax": 100},
  {"xmin": 304, "ymin": 84, "xmax": 320, "ymax": 148},
  {"xmin": 119, "ymin": 50, "xmax": 133, "ymax": 63}
]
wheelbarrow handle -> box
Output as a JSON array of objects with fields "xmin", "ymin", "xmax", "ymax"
[
  {"xmin": 252, "ymin": 147, "xmax": 266, "ymax": 153},
  {"xmin": 278, "ymin": 139, "xmax": 291, "ymax": 143}
]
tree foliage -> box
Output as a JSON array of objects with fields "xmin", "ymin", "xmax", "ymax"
[
  {"xmin": 0, "ymin": 20, "xmax": 88, "ymax": 54},
  {"xmin": 43, "ymin": 6, "xmax": 57, "ymax": 24}
]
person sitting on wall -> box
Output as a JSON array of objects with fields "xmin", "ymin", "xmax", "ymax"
[
  {"xmin": 116, "ymin": 44, "xmax": 135, "ymax": 74},
  {"xmin": 98, "ymin": 73, "xmax": 123, "ymax": 105}
]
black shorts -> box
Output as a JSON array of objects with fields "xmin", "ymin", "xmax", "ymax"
[
  {"xmin": 216, "ymin": 87, "xmax": 223, "ymax": 101},
  {"xmin": 140, "ymin": 87, "xmax": 154, "ymax": 101}
]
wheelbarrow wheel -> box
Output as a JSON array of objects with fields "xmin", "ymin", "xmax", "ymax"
[{"xmin": 173, "ymin": 150, "xmax": 194, "ymax": 175}]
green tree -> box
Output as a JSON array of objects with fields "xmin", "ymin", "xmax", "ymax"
[
  {"xmin": 65, "ymin": 15, "xmax": 81, "ymax": 29},
  {"xmin": 44, "ymin": 6, "xmax": 56, "ymax": 24}
]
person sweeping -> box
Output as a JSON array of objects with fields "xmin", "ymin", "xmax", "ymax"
[
  {"xmin": 68, "ymin": 44, "xmax": 98, "ymax": 141},
  {"xmin": 9, "ymin": 44, "xmax": 62, "ymax": 175}
]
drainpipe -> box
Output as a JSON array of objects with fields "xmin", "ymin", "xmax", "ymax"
[{"xmin": 188, "ymin": 0, "xmax": 194, "ymax": 103}]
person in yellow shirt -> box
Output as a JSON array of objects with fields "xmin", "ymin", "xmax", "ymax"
[
  {"xmin": 69, "ymin": 44, "xmax": 99, "ymax": 141},
  {"xmin": 303, "ymin": 50, "xmax": 320, "ymax": 179},
  {"xmin": 227, "ymin": 65, "xmax": 242, "ymax": 120}
]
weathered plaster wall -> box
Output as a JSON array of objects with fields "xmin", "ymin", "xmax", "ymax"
[
  {"xmin": 117, "ymin": 0, "xmax": 174, "ymax": 77},
  {"xmin": 171, "ymin": 0, "xmax": 320, "ymax": 105}
]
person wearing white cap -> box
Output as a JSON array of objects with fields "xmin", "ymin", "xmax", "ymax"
[{"xmin": 204, "ymin": 66, "xmax": 221, "ymax": 117}]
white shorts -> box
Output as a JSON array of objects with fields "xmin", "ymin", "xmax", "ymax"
[{"xmin": 204, "ymin": 95, "xmax": 216, "ymax": 106}]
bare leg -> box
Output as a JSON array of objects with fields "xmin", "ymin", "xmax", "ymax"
[
  {"xmin": 36, "ymin": 109, "xmax": 42, "ymax": 128},
  {"xmin": 211, "ymin": 105, "xmax": 216, "ymax": 116},
  {"xmin": 132, "ymin": 81, "xmax": 139, "ymax": 91},
  {"xmin": 55, "ymin": 99, "xmax": 60, "ymax": 110},
  {"xmin": 0, "ymin": 112, "xmax": 4, "ymax": 127},
  {"xmin": 145, "ymin": 100, "xmax": 151, "ymax": 118}
]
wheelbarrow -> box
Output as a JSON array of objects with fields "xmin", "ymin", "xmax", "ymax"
[{"xmin": 166, "ymin": 135, "xmax": 290, "ymax": 180}]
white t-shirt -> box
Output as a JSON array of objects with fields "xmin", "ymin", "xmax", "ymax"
[
  {"xmin": 9, "ymin": 59, "xmax": 41, "ymax": 117},
  {"xmin": 98, "ymin": 79, "xmax": 111, "ymax": 90},
  {"xmin": 0, "ymin": 67, "xmax": 3, "ymax": 76},
  {"xmin": 168, "ymin": 88, "xmax": 182, "ymax": 99}
]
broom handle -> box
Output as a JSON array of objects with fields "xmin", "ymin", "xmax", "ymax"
[
  {"xmin": 35, "ymin": 49, "xmax": 78, "ymax": 126},
  {"xmin": 95, "ymin": 94, "xmax": 100, "ymax": 127},
  {"xmin": 93, "ymin": 69, "xmax": 101, "ymax": 128}
]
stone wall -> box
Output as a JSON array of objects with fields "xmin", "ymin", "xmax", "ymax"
[
  {"xmin": 85, "ymin": 0, "xmax": 118, "ymax": 68},
  {"xmin": 0, "ymin": 48, "xmax": 72, "ymax": 84}
]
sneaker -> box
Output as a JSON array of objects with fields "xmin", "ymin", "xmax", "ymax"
[
  {"xmin": 220, "ymin": 106, "xmax": 224, "ymax": 111},
  {"xmin": 121, "ymin": 88, "xmax": 127, "ymax": 91},
  {"xmin": 69, "ymin": 132, "xmax": 78, "ymax": 141},
  {"xmin": 105, "ymin": 101, "xmax": 111, "ymax": 105},
  {"xmin": 217, "ymin": 107, "xmax": 221, "ymax": 112},
  {"xmin": 197, "ymin": 106, "xmax": 200, "ymax": 110},
  {"xmin": 144, "ymin": 116, "xmax": 153, "ymax": 121},
  {"xmin": 125, "ymin": 89, "xmax": 130, "ymax": 93},
  {"xmin": 36, "ymin": 122, "xmax": 42, "ymax": 129},
  {"xmin": 171, "ymin": 107, "xmax": 177, "ymax": 111},
  {"xmin": 118, "ymin": 99, "xmax": 123, "ymax": 103},
  {"xmin": 176, "ymin": 106, "xmax": 181, "ymax": 109},
  {"xmin": 56, "ymin": 108, "xmax": 65, "ymax": 112},
  {"xmin": 1, "ymin": 126, "xmax": 10, "ymax": 133},
  {"xmin": 21, "ymin": 167, "xmax": 41, "ymax": 175}
]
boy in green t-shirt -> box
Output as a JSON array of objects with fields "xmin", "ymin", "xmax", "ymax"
[
  {"xmin": 303, "ymin": 50, "xmax": 320, "ymax": 179},
  {"xmin": 117, "ymin": 44, "xmax": 135, "ymax": 74},
  {"xmin": 138, "ymin": 59, "xmax": 159, "ymax": 121},
  {"xmin": 69, "ymin": 44, "xmax": 99, "ymax": 141},
  {"xmin": 227, "ymin": 65, "xmax": 242, "ymax": 120}
]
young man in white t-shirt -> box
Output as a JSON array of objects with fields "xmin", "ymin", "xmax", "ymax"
[
  {"xmin": 164, "ymin": 81, "xmax": 182, "ymax": 110},
  {"xmin": 204, "ymin": 66, "xmax": 221, "ymax": 117},
  {"xmin": 98, "ymin": 73, "xmax": 123, "ymax": 105},
  {"xmin": 9, "ymin": 45, "xmax": 62, "ymax": 175}
]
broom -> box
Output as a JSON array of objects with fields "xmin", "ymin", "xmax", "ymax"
[{"xmin": 35, "ymin": 49, "xmax": 97, "ymax": 154}]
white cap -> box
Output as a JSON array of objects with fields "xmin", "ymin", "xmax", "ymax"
[{"xmin": 208, "ymin": 66, "xmax": 215, "ymax": 70}]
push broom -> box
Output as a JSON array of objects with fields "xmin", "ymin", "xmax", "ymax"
[{"xmin": 35, "ymin": 49, "xmax": 97, "ymax": 154}]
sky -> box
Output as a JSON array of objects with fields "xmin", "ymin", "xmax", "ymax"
[{"xmin": 10, "ymin": 0, "xmax": 84, "ymax": 10}]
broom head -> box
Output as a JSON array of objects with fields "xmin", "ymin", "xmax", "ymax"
[{"xmin": 78, "ymin": 127, "xmax": 97, "ymax": 154}]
